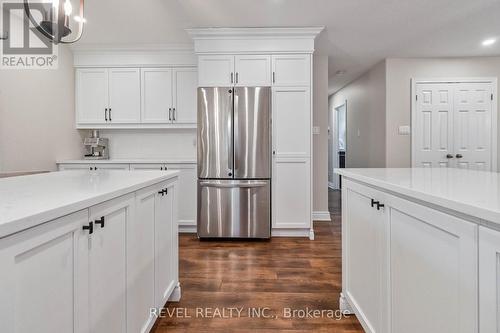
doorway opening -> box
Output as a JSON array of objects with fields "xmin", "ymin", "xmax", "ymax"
[{"xmin": 328, "ymin": 101, "xmax": 347, "ymax": 190}]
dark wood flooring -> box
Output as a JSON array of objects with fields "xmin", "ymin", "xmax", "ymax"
[{"xmin": 152, "ymin": 190, "xmax": 364, "ymax": 332}]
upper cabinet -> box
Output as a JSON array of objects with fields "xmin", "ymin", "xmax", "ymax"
[
  {"xmin": 76, "ymin": 68, "xmax": 108, "ymax": 124},
  {"xmin": 76, "ymin": 68, "xmax": 140, "ymax": 125},
  {"xmin": 76, "ymin": 66, "xmax": 198, "ymax": 128},
  {"xmin": 198, "ymin": 54, "xmax": 272, "ymax": 87},
  {"xmin": 141, "ymin": 68, "xmax": 173, "ymax": 123},
  {"xmin": 235, "ymin": 55, "xmax": 271, "ymax": 86},
  {"xmin": 108, "ymin": 68, "xmax": 141, "ymax": 123},
  {"xmin": 272, "ymin": 55, "xmax": 311, "ymax": 87}
]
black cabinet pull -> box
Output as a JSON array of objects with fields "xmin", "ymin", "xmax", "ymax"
[
  {"xmin": 83, "ymin": 221, "xmax": 94, "ymax": 234},
  {"xmin": 376, "ymin": 203, "xmax": 385, "ymax": 210},
  {"xmin": 95, "ymin": 216, "xmax": 105, "ymax": 228},
  {"xmin": 158, "ymin": 188, "xmax": 168, "ymax": 196},
  {"xmin": 109, "ymin": 108, "xmax": 112, "ymax": 121},
  {"xmin": 371, "ymin": 199, "xmax": 378, "ymax": 207},
  {"xmin": 105, "ymin": 108, "xmax": 108, "ymax": 121}
]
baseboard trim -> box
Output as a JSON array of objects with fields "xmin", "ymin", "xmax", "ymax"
[
  {"xmin": 313, "ymin": 211, "xmax": 331, "ymax": 221},
  {"xmin": 272, "ymin": 228, "xmax": 311, "ymax": 238},
  {"xmin": 179, "ymin": 225, "xmax": 196, "ymax": 233}
]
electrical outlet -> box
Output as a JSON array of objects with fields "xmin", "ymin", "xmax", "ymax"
[{"xmin": 398, "ymin": 125, "xmax": 411, "ymax": 135}]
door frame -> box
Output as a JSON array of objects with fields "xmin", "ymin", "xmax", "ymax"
[
  {"xmin": 411, "ymin": 77, "xmax": 498, "ymax": 171},
  {"xmin": 330, "ymin": 100, "xmax": 347, "ymax": 190}
]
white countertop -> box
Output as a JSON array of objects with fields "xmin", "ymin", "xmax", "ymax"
[
  {"xmin": 0, "ymin": 170, "xmax": 179, "ymax": 238},
  {"xmin": 57, "ymin": 159, "xmax": 196, "ymax": 164},
  {"xmin": 335, "ymin": 168, "xmax": 500, "ymax": 224}
]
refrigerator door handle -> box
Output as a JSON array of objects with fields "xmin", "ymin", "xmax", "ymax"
[
  {"xmin": 227, "ymin": 90, "xmax": 234, "ymax": 176},
  {"xmin": 199, "ymin": 181, "xmax": 268, "ymax": 188}
]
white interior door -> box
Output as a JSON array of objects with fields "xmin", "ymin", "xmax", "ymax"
[
  {"xmin": 453, "ymin": 83, "xmax": 493, "ymax": 170},
  {"xmin": 414, "ymin": 83, "xmax": 454, "ymax": 168},
  {"xmin": 413, "ymin": 80, "xmax": 495, "ymax": 170}
]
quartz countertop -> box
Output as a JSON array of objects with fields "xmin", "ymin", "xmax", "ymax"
[
  {"xmin": 57, "ymin": 159, "xmax": 196, "ymax": 164},
  {"xmin": 0, "ymin": 170, "xmax": 179, "ymax": 238},
  {"xmin": 335, "ymin": 168, "xmax": 500, "ymax": 224}
]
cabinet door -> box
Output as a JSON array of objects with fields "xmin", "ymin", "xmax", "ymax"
[
  {"xmin": 155, "ymin": 182, "xmax": 176, "ymax": 308},
  {"xmin": 165, "ymin": 163, "xmax": 196, "ymax": 228},
  {"xmin": 272, "ymin": 55, "xmax": 311, "ymax": 86},
  {"xmin": 141, "ymin": 68, "xmax": 173, "ymax": 123},
  {"xmin": 128, "ymin": 187, "xmax": 156, "ymax": 333},
  {"xmin": 173, "ymin": 68, "xmax": 197, "ymax": 124},
  {"xmin": 272, "ymin": 87, "xmax": 311, "ymax": 157},
  {"xmin": 479, "ymin": 226, "xmax": 500, "ymax": 333},
  {"xmin": 198, "ymin": 55, "xmax": 234, "ymax": 87},
  {"xmin": 389, "ymin": 197, "xmax": 477, "ymax": 333},
  {"xmin": 342, "ymin": 181, "xmax": 387, "ymax": 333},
  {"xmin": 0, "ymin": 210, "xmax": 88, "ymax": 333},
  {"xmin": 76, "ymin": 68, "xmax": 108, "ymax": 124},
  {"xmin": 235, "ymin": 55, "xmax": 271, "ymax": 86},
  {"xmin": 88, "ymin": 195, "xmax": 132, "ymax": 333},
  {"xmin": 108, "ymin": 68, "xmax": 141, "ymax": 123},
  {"xmin": 273, "ymin": 158, "xmax": 310, "ymax": 229}
]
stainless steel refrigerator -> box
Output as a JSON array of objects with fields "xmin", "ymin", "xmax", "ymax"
[{"xmin": 197, "ymin": 86, "xmax": 271, "ymax": 238}]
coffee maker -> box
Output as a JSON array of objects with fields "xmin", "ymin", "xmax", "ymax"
[{"xmin": 84, "ymin": 130, "xmax": 109, "ymax": 160}]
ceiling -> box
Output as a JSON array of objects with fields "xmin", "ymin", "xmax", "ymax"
[{"xmin": 77, "ymin": 0, "xmax": 500, "ymax": 93}]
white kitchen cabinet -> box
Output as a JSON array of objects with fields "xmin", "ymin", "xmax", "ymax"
[
  {"xmin": 234, "ymin": 55, "xmax": 271, "ymax": 86},
  {"xmin": 155, "ymin": 181, "xmax": 178, "ymax": 308},
  {"xmin": 198, "ymin": 55, "xmax": 235, "ymax": 87},
  {"xmin": 86, "ymin": 195, "xmax": 133, "ymax": 333},
  {"xmin": 165, "ymin": 163, "xmax": 196, "ymax": 229},
  {"xmin": 76, "ymin": 68, "xmax": 108, "ymax": 124},
  {"xmin": 479, "ymin": 226, "xmax": 500, "ymax": 333},
  {"xmin": 272, "ymin": 87, "xmax": 311, "ymax": 157},
  {"xmin": 272, "ymin": 54, "xmax": 311, "ymax": 86},
  {"xmin": 108, "ymin": 68, "xmax": 141, "ymax": 123},
  {"xmin": 343, "ymin": 181, "xmax": 388, "ymax": 333},
  {"xmin": 141, "ymin": 68, "xmax": 174, "ymax": 123},
  {"xmin": 272, "ymin": 158, "xmax": 310, "ymax": 229},
  {"xmin": 0, "ymin": 210, "xmax": 88, "ymax": 333},
  {"xmin": 173, "ymin": 68, "xmax": 198, "ymax": 124},
  {"xmin": 388, "ymin": 197, "xmax": 477, "ymax": 333},
  {"xmin": 128, "ymin": 186, "xmax": 159, "ymax": 333}
]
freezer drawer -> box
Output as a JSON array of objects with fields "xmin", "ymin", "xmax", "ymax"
[{"xmin": 197, "ymin": 180, "xmax": 271, "ymax": 238}]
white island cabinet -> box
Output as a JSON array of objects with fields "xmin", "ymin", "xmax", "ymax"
[
  {"xmin": 0, "ymin": 170, "xmax": 180, "ymax": 333},
  {"xmin": 336, "ymin": 168, "xmax": 500, "ymax": 333}
]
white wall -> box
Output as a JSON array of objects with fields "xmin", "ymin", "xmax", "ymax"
[
  {"xmin": 330, "ymin": 60, "xmax": 387, "ymax": 168},
  {"xmin": 0, "ymin": 45, "xmax": 84, "ymax": 172},
  {"xmin": 96, "ymin": 129, "xmax": 196, "ymax": 160},
  {"xmin": 313, "ymin": 55, "xmax": 329, "ymax": 215},
  {"xmin": 386, "ymin": 57, "xmax": 500, "ymax": 167}
]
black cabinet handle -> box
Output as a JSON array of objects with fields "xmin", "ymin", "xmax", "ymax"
[
  {"xmin": 95, "ymin": 216, "xmax": 105, "ymax": 228},
  {"xmin": 83, "ymin": 221, "xmax": 94, "ymax": 234},
  {"xmin": 109, "ymin": 108, "xmax": 112, "ymax": 121},
  {"xmin": 376, "ymin": 203, "xmax": 385, "ymax": 210},
  {"xmin": 456, "ymin": 154, "xmax": 463, "ymax": 159},
  {"xmin": 158, "ymin": 188, "xmax": 168, "ymax": 196},
  {"xmin": 105, "ymin": 108, "xmax": 108, "ymax": 121},
  {"xmin": 371, "ymin": 199, "xmax": 378, "ymax": 207}
]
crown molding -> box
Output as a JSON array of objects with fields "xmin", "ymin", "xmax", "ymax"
[{"xmin": 186, "ymin": 27, "xmax": 324, "ymax": 40}]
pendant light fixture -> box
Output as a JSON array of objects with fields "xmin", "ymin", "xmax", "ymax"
[{"xmin": 23, "ymin": 0, "xmax": 85, "ymax": 44}]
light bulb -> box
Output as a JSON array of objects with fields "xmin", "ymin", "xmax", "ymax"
[{"xmin": 64, "ymin": 0, "xmax": 72, "ymax": 15}]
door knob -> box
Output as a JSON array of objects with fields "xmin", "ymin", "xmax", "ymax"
[
  {"xmin": 446, "ymin": 154, "xmax": 454, "ymax": 159},
  {"xmin": 456, "ymin": 154, "xmax": 463, "ymax": 159}
]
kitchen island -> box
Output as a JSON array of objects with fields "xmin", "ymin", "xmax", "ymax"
[
  {"xmin": 335, "ymin": 168, "xmax": 500, "ymax": 333},
  {"xmin": 0, "ymin": 170, "xmax": 180, "ymax": 333}
]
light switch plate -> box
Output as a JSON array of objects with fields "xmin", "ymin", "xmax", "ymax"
[
  {"xmin": 312, "ymin": 126, "xmax": 320, "ymax": 135},
  {"xmin": 398, "ymin": 125, "xmax": 411, "ymax": 135}
]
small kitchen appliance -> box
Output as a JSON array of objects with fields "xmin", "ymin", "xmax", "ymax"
[{"xmin": 83, "ymin": 130, "xmax": 109, "ymax": 160}]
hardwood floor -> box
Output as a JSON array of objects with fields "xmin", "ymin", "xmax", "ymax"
[{"xmin": 152, "ymin": 190, "xmax": 364, "ymax": 332}]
